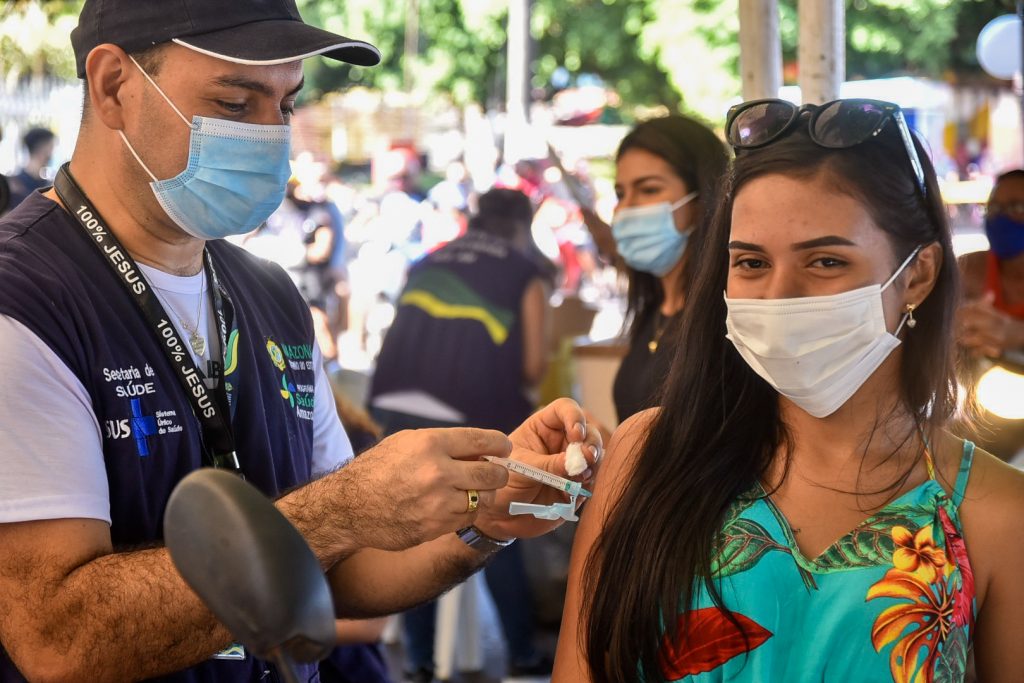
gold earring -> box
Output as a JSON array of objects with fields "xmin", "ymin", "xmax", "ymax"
[{"xmin": 906, "ymin": 303, "xmax": 917, "ymax": 328}]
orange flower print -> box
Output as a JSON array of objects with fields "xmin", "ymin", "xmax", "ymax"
[
  {"xmin": 892, "ymin": 525, "xmax": 946, "ymax": 584},
  {"xmin": 867, "ymin": 568, "xmax": 954, "ymax": 683}
]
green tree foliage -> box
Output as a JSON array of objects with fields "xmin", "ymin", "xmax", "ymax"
[
  {"xmin": 2, "ymin": 0, "xmax": 1016, "ymax": 117},
  {"xmin": 297, "ymin": 0, "xmax": 507, "ymax": 105},
  {"xmin": 531, "ymin": 0, "xmax": 679, "ymax": 110},
  {"xmin": 298, "ymin": 0, "xmax": 678, "ymax": 111},
  {"xmin": 1, "ymin": 0, "xmax": 82, "ymax": 82}
]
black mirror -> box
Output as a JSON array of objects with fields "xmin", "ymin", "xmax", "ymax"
[{"xmin": 164, "ymin": 468, "xmax": 335, "ymax": 680}]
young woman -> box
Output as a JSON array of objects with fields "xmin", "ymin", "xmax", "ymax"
[
  {"xmin": 556, "ymin": 99, "xmax": 1024, "ymax": 682},
  {"xmin": 584, "ymin": 116, "xmax": 729, "ymax": 423}
]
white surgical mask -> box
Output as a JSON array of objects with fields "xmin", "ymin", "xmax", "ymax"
[{"xmin": 724, "ymin": 246, "xmax": 921, "ymax": 418}]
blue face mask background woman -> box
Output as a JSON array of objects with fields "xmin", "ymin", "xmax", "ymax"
[{"xmin": 611, "ymin": 191, "xmax": 698, "ymax": 277}]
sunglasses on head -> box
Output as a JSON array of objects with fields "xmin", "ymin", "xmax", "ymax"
[{"xmin": 725, "ymin": 98, "xmax": 927, "ymax": 198}]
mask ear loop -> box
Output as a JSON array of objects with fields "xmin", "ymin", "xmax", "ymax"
[
  {"xmin": 670, "ymin": 191, "xmax": 699, "ymax": 212},
  {"xmin": 127, "ymin": 55, "xmax": 194, "ymax": 128},
  {"xmin": 118, "ymin": 55, "xmax": 197, "ymax": 183},
  {"xmin": 885, "ymin": 244, "xmax": 924, "ymax": 335}
]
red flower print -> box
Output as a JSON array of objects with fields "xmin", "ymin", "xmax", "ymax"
[
  {"xmin": 937, "ymin": 506, "xmax": 974, "ymax": 629},
  {"xmin": 659, "ymin": 608, "xmax": 772, "ymax": 680}
]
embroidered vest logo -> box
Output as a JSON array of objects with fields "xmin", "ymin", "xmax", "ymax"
[{"xmin": 266, "ymin": 337, "xmax": 315, "ymax": 421}]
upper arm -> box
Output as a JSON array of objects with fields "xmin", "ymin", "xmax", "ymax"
[
  {"xmin": 960, "ymin": 451, "xmax": 1024, "ymax": 681},
  {"xmin": 554, "ymin": 409, "xmax": 656, "ymax": 681},
  {"xmin": 0, "ymin": 315, "xmax": 109, "ymax": 524},
  {"xmin": 311, "ymin": 344, "xmax": 354, "ymax": 474},
  {"xmin": 0, "ymin": 517, "xmax": 113, "ymax": 676},
  {"xmin": 520, "ymin": 277, "xmax": 550, "ymax": 386}
]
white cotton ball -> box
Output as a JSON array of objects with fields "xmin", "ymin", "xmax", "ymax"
[{"xmin": 565, "ymin": 442, "xmax": 588, "ymax": 476}]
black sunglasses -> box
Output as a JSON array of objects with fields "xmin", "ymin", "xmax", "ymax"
[{"xmin": 725, "ymin": 98, "xmax": 927, "ymax": 198}]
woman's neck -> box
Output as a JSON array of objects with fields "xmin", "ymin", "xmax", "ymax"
[
  {"xmin": 774, "ymin": 356, "xmax": 924, "ymax": 484},
  {"xmin": 659, "ymin": 260, "xmax": 686, "ymax": 316}
]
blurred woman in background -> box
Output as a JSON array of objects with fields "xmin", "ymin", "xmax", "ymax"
[{"xmin": 583, "ymin": 116, "xmax": 729, "ymax": 425}]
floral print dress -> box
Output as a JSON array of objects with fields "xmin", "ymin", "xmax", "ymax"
[{"xmin": 657, "ymin": 441, "xmax": 976, "ymax": 683}]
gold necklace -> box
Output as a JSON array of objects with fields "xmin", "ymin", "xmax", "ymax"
[
  {"xmin": 181, "ymin": 270, "xmax": 207, "ymax": 357},
  {"xmin": 156, "ymin": 272, "xmax": 207, "ymax": 357},
  {"xmin": 648, "ymin": 312, "xmax": 667, "ymax": 354}
]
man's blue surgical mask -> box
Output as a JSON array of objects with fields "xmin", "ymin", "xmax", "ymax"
[
  {"xmin": 611, "ymin": 191, "xmax": 698, "ymax": 276},
  {"xmin": 119, "ymin": 55, "xmax": 292, "ymax": 240},
  {"xmin": 985, "ymin": 214, "xmax": 1024, "ymax": 260}
]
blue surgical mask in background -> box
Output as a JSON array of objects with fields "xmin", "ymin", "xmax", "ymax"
[
  {"xmin": 985, "ymin": 214, "xmax": 1024, "ymax": 260},
  {"xmin": 611, "ymin": 191, "xmax": 698, "ymax": 276},
  {"xmin": 118, "ymin": 55, "xmax": 292, "ymax": 240}
]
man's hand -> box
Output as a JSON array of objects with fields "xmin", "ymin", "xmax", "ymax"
[
  {"xmin": 476, "ymin": 398, "xmax": 603, "ymax": 540},
  {"xmin": 283, "ymin": 428, "xmax": 511, "ymax": 563},
  {"xmin": 958, "ymin": 293, "xmax": 1024, "ymax": 358}
]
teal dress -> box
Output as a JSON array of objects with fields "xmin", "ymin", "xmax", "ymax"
[{"xmin": 658, "ymin": 441, "xmax": 976, "ymax": 683}]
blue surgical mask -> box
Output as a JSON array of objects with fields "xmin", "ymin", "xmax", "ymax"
[
  {"xmin": 985, "ymin": 214, "xmax": 1024, "ymax": 260},
  {"xmin": 611, "ymin": 192, "xmax": 698, "ymax": 276},
  {"xmin": 119, "ymin": 56, "xmax": 291, "ymax": 240}
]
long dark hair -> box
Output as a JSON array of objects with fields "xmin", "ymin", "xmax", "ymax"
[
  {"xmin": 584, "ymin": 120, "xmax": 961, "ymax": 682},
  {"xmin": 617, "ymin": 116, "xmax": 729, "ymax": 340}
]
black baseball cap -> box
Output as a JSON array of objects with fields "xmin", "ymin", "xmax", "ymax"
[{"xmin": 71, "ymin": 0, "xmax": 382, "ymax": 79}]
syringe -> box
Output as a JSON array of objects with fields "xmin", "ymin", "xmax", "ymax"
[{"xmin": 483, "ymin": 456, "xmax": 592, "ymax": 498}]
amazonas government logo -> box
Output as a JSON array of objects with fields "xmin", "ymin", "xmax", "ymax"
[{"xmin": 266, "ymin": 339, "xmax": 286, "ymax": 371}]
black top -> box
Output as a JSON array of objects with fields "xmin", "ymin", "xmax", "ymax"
[{"xmin": 612, "ymin": 310, "xmax": 682, "ymax": 423}]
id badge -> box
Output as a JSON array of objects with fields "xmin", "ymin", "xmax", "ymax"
[{"xmin": 212, "ymin": 643, "xmax": 246, "ymax": 661}]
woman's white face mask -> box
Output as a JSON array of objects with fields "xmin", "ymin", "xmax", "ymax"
[{"xmin": 724, "ymin": 246, "xmax": 922, "ymax": 418}]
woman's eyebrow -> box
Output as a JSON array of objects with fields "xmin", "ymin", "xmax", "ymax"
[
  {"xmin": 790, "ymin": 235, "xmax": 857, "ymax": 251},
  {"xmin": 728, "ymin": 236, "xmax": 857, "ymax": 252},
  {"xmin": 727, "ymin": 240, "xmax": 765, "ymax": 252}
]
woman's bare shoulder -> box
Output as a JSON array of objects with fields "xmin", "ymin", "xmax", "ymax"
[
  {"xmin": 950, "ymin": 436, "xmax": 1024, "ymax": 606},
  {"xmin": 604, "ymin": 408, "xmax": 659, "ymax": 467},
  {"xmin": 589, "ymin": 408, "xmax": 660, "ymax": 506}
]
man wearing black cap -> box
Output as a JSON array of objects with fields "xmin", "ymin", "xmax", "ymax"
[{"xmin": 0, "ymin": 1, "xmax": 600, "ymax": 681}]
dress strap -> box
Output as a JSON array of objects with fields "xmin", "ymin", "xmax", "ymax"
[
  {"xmin": 952, "ymin": 440, "xmax": 976, "ymax": 508},
  {"xmin": 922, "ymin": 439, "xmax": 937, "ymax": 481}
]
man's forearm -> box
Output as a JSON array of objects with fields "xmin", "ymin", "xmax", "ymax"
[
  {"xmin": 7, "ymin": 546, "xmax": 230, "ymax": 682},
  {"xmin": 326, "ymin": 534, "xmax": 490, "ymax": 617},
  {"xmin": 276, "ymin": 463, "xmax": 370, "ymax": 568}
]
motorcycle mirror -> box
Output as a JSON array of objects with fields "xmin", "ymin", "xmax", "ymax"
[{"xmin": 164, "ymin": 468, "xmax": 336, "ymax": 679}]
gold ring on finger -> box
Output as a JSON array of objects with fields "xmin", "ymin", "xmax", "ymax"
[{"xmin": 466, "ymin": 489, "xmax": 480, "ymax": 513}]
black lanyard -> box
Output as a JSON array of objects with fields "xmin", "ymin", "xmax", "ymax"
[{"xmin": 53, "ymin": 163, "xmax": 241, "ymax": 472}]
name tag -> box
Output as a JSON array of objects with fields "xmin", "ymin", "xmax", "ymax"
[{"xmin": 212, "ymin": 643, "xmax": 246, "ymax": 661}]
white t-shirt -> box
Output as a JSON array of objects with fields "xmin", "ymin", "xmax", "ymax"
[{"xmin": 0, "ymin": 264, "xmax": 353, "ymax": 526}]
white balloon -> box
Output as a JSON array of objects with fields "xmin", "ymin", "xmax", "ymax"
[{"xmin": 977, "ymin": 14, "xmax": 1022, "ymax": 80}]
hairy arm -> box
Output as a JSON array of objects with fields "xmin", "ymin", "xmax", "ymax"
[
  {"xmin": 553, "ymin": 410, "xmax": 653, "ymax": 682},
  {"xmin": 0, "ymin": 519, "xmax": 230, "ymax": 682}
]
